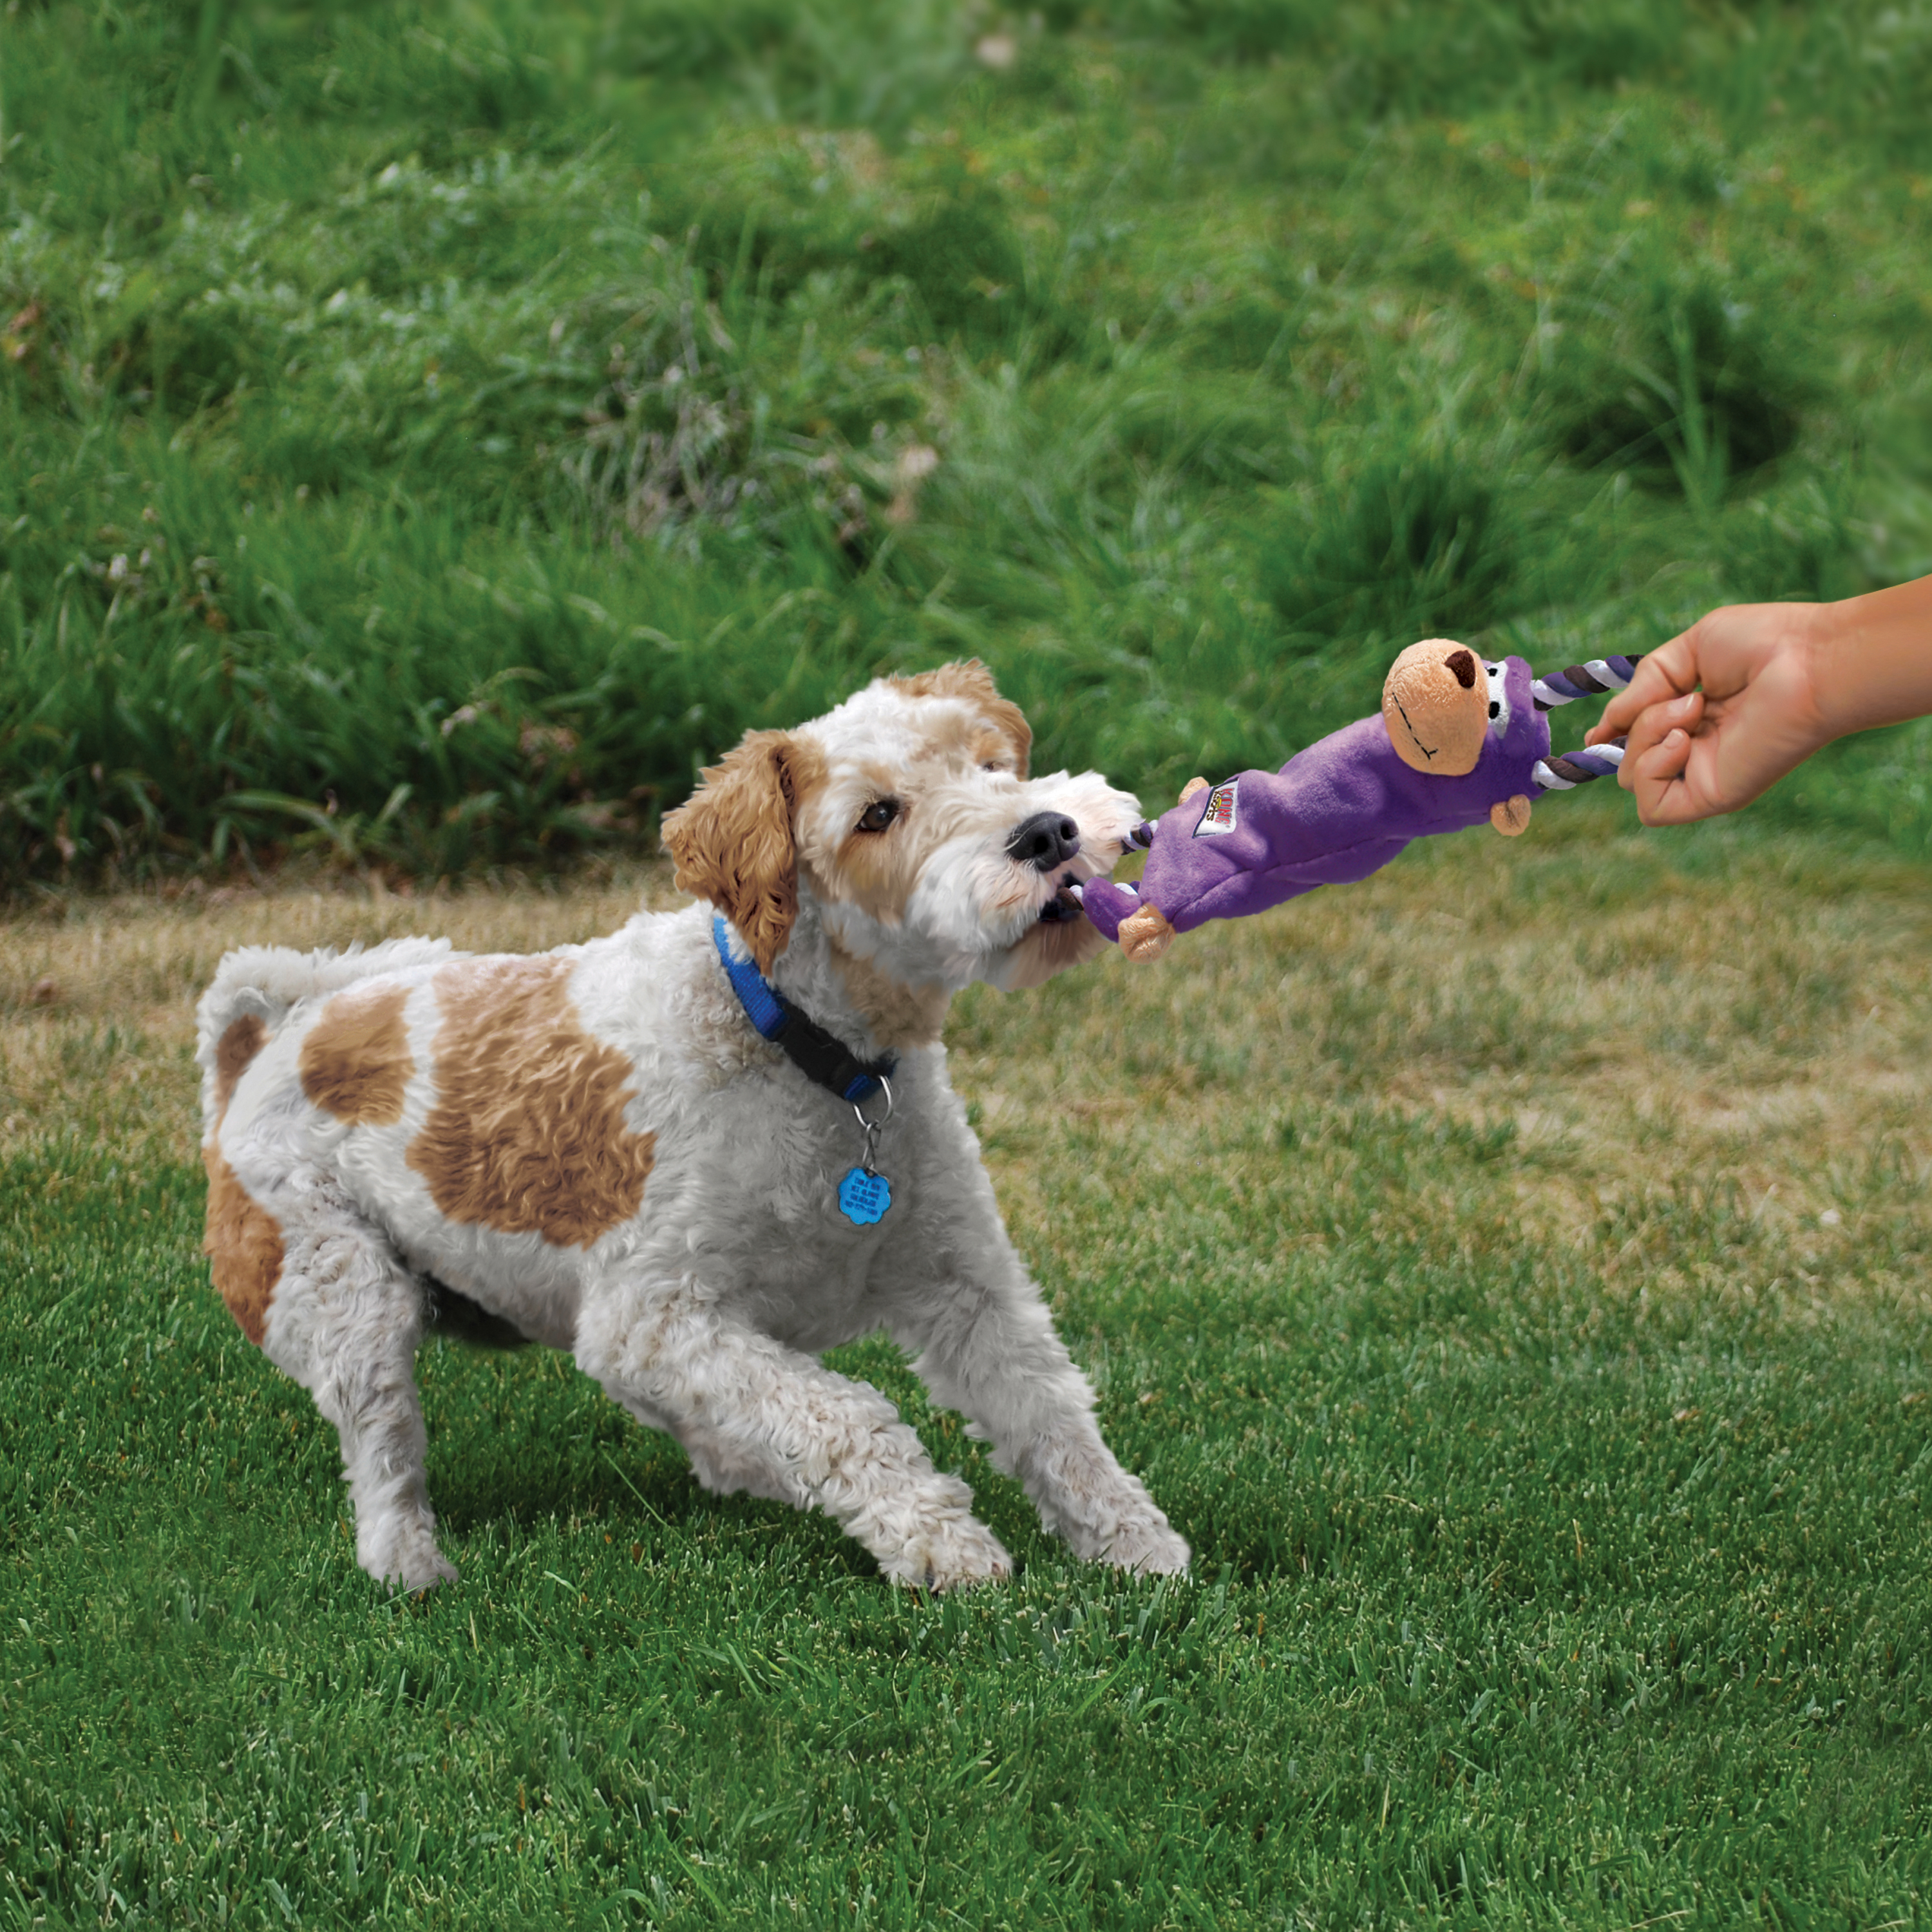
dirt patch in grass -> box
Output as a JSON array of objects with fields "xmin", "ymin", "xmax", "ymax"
[{"xmin": 952, "ymin": 826, "xmax": 1932, "ymax": 1323}]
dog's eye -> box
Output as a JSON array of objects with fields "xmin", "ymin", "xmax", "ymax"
[
  {"xmin": 980, "ymin": 761, "xmax": 1004, "ymax": 773},
  {"xmin": 857, "ymin": 799, "xmax": 900, "ymax": 833}
]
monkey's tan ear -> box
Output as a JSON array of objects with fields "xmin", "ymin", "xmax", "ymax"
[
  {"xmin": 1178, "ymin": 777, "xmax": 1210, "ymax": 806},
  {"xmin": 662, "ymin": 730, "xmax": 826, "ymax": 973}
]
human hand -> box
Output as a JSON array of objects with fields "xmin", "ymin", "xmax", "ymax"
[{"xmin": 1585, "ymin": 603, "xmax": 1830, "ymax": 824}]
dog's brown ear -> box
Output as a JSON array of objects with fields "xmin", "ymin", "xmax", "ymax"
[
  {"xmin": 890, "ymin": 659, "xmax": 1032, "ymax": 779},
  {"xmin": 662, "ymin": 730, "xmax": 824, "ymax": 973}
]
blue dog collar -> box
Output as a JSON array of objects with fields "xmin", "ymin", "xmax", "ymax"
[{"xmin": 712, "ymin": 915, "xmax": 896, "ymax": 1105}]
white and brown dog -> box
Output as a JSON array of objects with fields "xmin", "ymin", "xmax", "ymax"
[{"xmin": 195, "ymin": 663, "xmax": 1188, "ymax": 1593}]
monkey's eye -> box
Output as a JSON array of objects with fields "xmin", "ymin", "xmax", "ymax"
[
  {"xmin": 857, "ymin": 798, "xmax": 900, "ymax": 834},
  {"xmin": 1488, "ymin": 663, "xmax": 1501, "ymax": 678},
  {"xmin": 1489, "ymin": 701, "xmax": 1501, "ymax": 719}
]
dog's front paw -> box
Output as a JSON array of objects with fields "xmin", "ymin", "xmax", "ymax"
[
  {"xmin": 1104, "ymin": 1515, "xmax": 1191, "ymax": 1577},
  {"xmin": 365, "ymin": 1522, "xmax": 460, "ymax": 1593},
  {"xmin": 882, "ymin": 1511, "xmax": 1013, "ymax": 1594}
]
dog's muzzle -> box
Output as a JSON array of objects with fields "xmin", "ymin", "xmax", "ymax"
[
  {"xmin": 1005, "ymin": 813, "xmax": 1085, "ymax": 925},
  {"xmin": 1007, "ymin": 812, "xmax": 1080, "ymax": 872}
]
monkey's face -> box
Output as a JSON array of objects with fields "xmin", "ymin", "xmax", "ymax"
[{"xmin": 1382, "ymin": 638, "xmax": 1499, "ymax": 777}]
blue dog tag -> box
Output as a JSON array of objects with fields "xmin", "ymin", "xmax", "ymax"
[{"xmin": 838, "ymin": 1166, "xmax": 892, "ymax": 1226}]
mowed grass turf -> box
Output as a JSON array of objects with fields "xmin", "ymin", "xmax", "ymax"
[{"xmin": 3, "ymin": 826, "xmax": 1931, "ymax": 1927}]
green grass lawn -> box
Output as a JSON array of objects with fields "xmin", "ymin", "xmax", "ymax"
[
  {"xmin": 4, "ymin": 0, "xmax": 1932, "ymax": 884},
  {"xmin": 5, "ymin": 4, "xmax": 1932, "ymax": 1926},
  {"xmin": 3, "ymin": 828, "xmax": 1930, "ymax": 1927}
]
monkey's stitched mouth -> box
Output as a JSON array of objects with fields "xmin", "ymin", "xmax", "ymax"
[{"xmin": 1389, "ymin": 691, "xmax": 1436, "ymax": 761}]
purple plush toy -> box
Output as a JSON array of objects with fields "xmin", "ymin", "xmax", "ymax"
[{"xmin": 1079, "ymin": 638, "xmax": 1639, "ymax": 961}]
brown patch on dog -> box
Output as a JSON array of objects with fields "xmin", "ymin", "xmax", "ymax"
[
  {"xmin": 213, "ymin": 1012, "xmax": 269, "ymax": 1117},
  {"xmin": 890, "ymin": 660, "xmax": 1031, "ymax": 777},
  {"xmin": 299, "ymin": 984, "xmax": 415, "ymax": 1125},
  {"xmin": 829, "ymin": 939, "xmax": 950, "ymax": 1050},
  {"xmin": 202, "ymin": 1142, "xmax": 283, "ymax": 1345},
  {"xmin": 971, "ymin": 729, "xmax": 1015, "ymax": 771},
  {"xmin": 204, "ymin": 1010, "xmax": 281, "ymax": 1343},
  {"xmin": 662, "ymin": 731, "xmax": 827, "ymax": 974},
  {"xmin": 825, "ymin": 788, "xmax": 931, "ymax": 925},
  {"xmin": 406, "ymin": 958, "xmax": 656, "ymax": 1247}
]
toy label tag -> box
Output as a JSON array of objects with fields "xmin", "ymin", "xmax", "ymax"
[{"xmin": 1192, "ymin": 780, "xmax": 1239, "ymax": 837}]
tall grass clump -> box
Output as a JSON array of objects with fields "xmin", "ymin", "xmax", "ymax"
[{"xmin": 4, "ymin": 0, "xmax": 1931, "ymax": 886}]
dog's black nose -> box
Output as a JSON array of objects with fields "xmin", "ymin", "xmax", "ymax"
[{"xmin": 1006, "ymin": 812, "xmax": 1081, "ymax": 872}]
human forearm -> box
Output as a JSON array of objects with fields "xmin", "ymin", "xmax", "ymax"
[{"xmin": 1808, "ymin": 574, "xmax": 1932, "ymax": 741}]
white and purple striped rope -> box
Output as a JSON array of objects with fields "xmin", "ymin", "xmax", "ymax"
[
  {"xmin": 1529, "ymin": 649, "xmax": 1643, "ymax": 792},
  {"xmin": 1531, "ymin": 654, "xmax": 1643, "ymax": 712},
  {"xmin": 1532, "ymin": 741, "xmax": 1625, "ymax": 791}
]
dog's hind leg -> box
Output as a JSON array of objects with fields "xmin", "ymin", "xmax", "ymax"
[
  {"xmin": 578, "ymin": 1274, "xmax": 1012, "ymax": 1591},
  {"xmin": 257, "ymin": 1168, "xmax": 456, "ymax": 1592},
  {"xmin": 892, "ymin": 1273, "xmax": 1191, "ymax": 1578}
]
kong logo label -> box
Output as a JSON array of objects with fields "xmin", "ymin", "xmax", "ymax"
[{"xmin": 1192, "ymin": 780, "xmax": 1239, "ymax": 837}]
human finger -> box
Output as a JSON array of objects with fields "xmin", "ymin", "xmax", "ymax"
[
  {"xmin": 1597, "ymin": 629, "xmax": 1703, "ymax": 737},
  {"xmin": 1624, "ymin": 727, "xmax": 1701, "ymax": 825},
  {"xmin": 1591, "ymin": 688, "xmax": 1700, "ymax": 749},
  {"xmin": 1606, "ymin": 690, "xmax": 1702, "ymax": 763}
]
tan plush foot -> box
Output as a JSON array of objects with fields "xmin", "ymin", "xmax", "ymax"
[
  {"xmin": 1178, "ymin": 776, "xmax": 1210, "ymax": 805},
  {"xmin": 1119, "ymin": 903, "xmax": 1177, "ymax": 962},
  {"xmin": 1490, "ymin": 794, "xmax": 1532, "ymax": 836}
]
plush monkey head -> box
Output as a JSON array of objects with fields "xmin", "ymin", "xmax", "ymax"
[{"xmin": 1381, "ymin": 638, "xmax": 1493, "ymax": 777}]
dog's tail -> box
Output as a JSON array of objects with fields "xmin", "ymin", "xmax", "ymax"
[{"xmin": 194, "ymin": 936, "xmax": 457, "ymax": 1135}]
